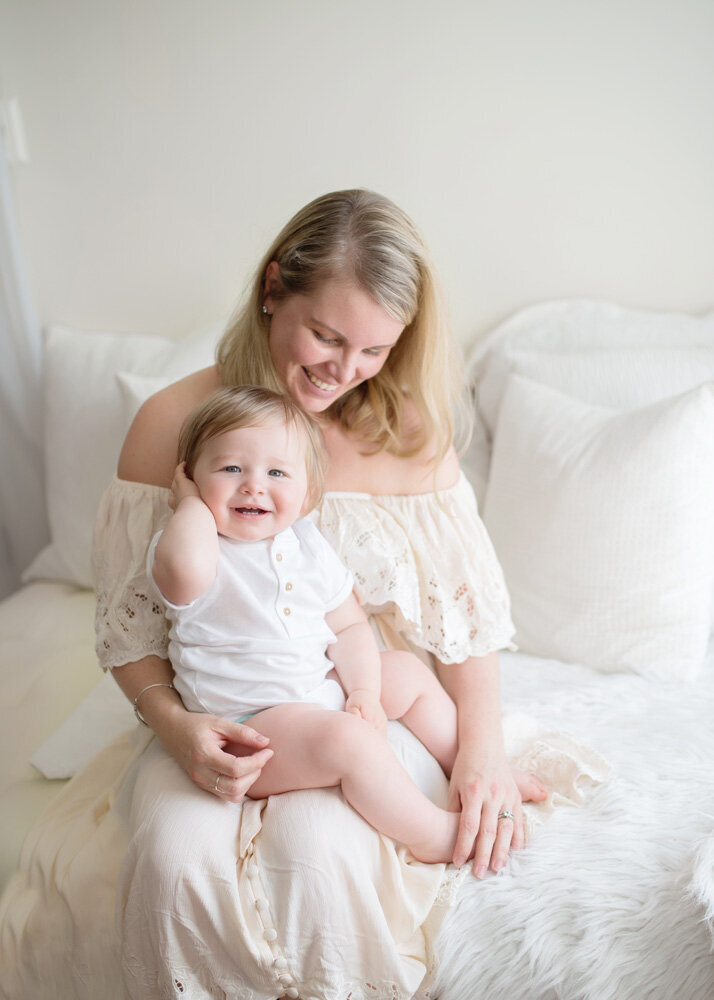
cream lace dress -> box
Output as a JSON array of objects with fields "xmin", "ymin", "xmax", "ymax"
[{"xmin": 0, "ymin": 473, "xmax": 608, "ymax": 1000}]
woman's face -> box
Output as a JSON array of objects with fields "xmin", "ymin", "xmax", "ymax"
[{"xmin": 264, "ymin": 263, "xmax": 405, "ymax": 414}]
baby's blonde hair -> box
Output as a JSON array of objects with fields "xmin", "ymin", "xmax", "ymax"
[
  {"xmin": 217, "ymin": 189, "xmax": 465, "ymax": 465},
  {"xmin": 178, "ymin": 385, "xmax": 327, "ymax": 512}
]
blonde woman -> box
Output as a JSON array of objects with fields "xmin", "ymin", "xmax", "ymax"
[{"xmin": 98, "ymin": 189, "xmax": 546, "ymax": 997}]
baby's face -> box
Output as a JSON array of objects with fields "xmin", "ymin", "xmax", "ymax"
[{"xmin": 191, "ymin": 421, "xmax": 310, "ymax": 542}]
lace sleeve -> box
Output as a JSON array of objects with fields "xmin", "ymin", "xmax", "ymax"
[
  {"xmin": 311, "ymin": 473, "xmax": 516, "ymax": 663},
  {"xmin": 91, "ymin": 476, "xmax": 173, "ymax": 671}
]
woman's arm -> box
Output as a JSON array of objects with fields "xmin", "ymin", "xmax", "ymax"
[{"xmin": 436, "ymin": 653, "xmax": 525, "ymax": 876}]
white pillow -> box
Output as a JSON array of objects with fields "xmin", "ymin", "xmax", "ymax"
[
  {"xmin": 29, "ymin": 671, "xmax": 135, "ymax": 779},
  {"xmin": 116, "ymin": 370, "xmax": 171, "ymax": 429},
  {"xmin": 23, "ymin": 324, "xmax": 218, "ymax": 589},
  {"xmin": 482, "ymin": 375, "xmax": 714, "ymax": 681},
  {"xmin": 477, "ymin": 346, "xmax": 714, "ymax": 441},
  {"xmin": 470, "ymin": 300, "xmax": 714, "ymax": 369}
]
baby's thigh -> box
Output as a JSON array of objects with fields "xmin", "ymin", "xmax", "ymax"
[{"xmin": 242, "ymin": 703, "xmax": 361, "ymax": 798}]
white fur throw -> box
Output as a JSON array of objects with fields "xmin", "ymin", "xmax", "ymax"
[{"xmin": 428, "ymin": 648, "xmax": 714, "ymax": 1000}]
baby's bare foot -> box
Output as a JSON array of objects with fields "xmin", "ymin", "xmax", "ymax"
[{"xmin": 512, "ymin": 768, "xmax": 547, "ymax": 803}]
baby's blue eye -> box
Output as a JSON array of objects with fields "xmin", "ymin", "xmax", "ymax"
[
  {"xmin": 268, "ymin": 469, "xmax": 285, "ymax": 478},
  {"xmin": 224, "ymin": 465, "xmax": 240, "ymax": 473}
]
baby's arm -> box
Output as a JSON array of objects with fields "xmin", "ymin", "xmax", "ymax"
[
  {"xmin": 325, "ymin": 593, "xmax": 387, "ymax": 733},
  {"xmin": 152, "ymin": 462, "xmax": 219, "ymax": 605}
]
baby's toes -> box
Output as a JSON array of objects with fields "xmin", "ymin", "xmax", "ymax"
[{"xmin": 512, "ymin": 768, "xmax": 548, "ymax": 803}]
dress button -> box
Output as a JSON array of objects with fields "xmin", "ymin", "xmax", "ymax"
[
  {"xmin": 263, "ymin": 928, "xmax": 278, "ymax": 941},
  {"xmin": 255, "ymin": 898, "xmax": 270, "ymax": 913},
  {"xmin": 279, "ymin": 973, "xmax": 293, "ymax": 986},
  {"xmin": 246, "ymin": 862, "xmax": 259, "ymax": 878},
  {"xmin": 275, "ymin": 553, "xmax": 283, "ymax": 561},
  {"xmin": 286, "ymin": 989, "xmax": 299, "ymax": 999},
  {"xmin": 283, "ymin": 607, "xmax": 291, "ymax": 616},
  {"xmin": 285, "ymin": 582, "xmax": 293, "ymax": 591},
  {"xmin": 274, "ymin": 957, "xmax": 288, "ymax": 971}
]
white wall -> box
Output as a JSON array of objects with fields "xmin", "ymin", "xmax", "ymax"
[{"xmin": 1, "ymin": 0, "xmax": 713, "ymax": 349}]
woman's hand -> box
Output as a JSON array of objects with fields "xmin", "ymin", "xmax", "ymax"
[
  {"xmin": 345, "ymin": 689, "xmax": 388, "ymax": 734},
  {"xmin": 156, "ymin": 702, "xmax": 274, "ymax": 802},
  {"xmin": 448, "ymin": 744, "xmax": 525, "ymax": 877}
]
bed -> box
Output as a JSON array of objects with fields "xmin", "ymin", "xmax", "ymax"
[{"xmin": 1, "ymin": 300, "xmax": 714, "ymax": 1000}]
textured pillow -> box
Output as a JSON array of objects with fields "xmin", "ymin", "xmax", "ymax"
[
  {"xmin": 23, "ymin": 325, "xmax": 218, "ymax": 589},
  {"xmin": 116, "ymin": 371, "xmax": 171, "ymax": 430},
  {"xmin": 482, "ymin": 375, "xmax": 714, "ymax": 680},
  {"xmin": 477, "ymin": 346, "xmax": 714, "ymax": 441},
  {"xmin": 471, "ymin": 300, "xmax": 714, "ymax": 365}
]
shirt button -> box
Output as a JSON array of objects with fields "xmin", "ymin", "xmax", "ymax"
[
  {"xmin": 283, "ymin": 607, "xmax": 291, "ymax": 616},
  {"xmin": 285, "ymin": 582, "xmax": 293, "ymax": 591},
  {"xmin": 275, "ymin": 553, "xmax": 283, "ymax": 561},
  {"xmin": 263, "ymin": 928, "xmax": 278, "ymax": 941}
]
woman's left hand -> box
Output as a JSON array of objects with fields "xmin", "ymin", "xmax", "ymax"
[{"xmin": 448, "ymin": 745, "xmax": 525, "ymax": 877}]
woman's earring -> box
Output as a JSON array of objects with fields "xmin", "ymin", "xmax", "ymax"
[{"xmin": 262, "ymin": 304, "xmax": 268, "ymax": 315}]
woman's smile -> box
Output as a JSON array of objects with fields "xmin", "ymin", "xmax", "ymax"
[{"xmin": 303, "ymin": 367, "xmax": 340, "ymax": 394}]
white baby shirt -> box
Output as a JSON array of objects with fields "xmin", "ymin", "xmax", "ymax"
[{"xmin": 147, "ymin": 517, "xmax": 354, "ymax": 720}]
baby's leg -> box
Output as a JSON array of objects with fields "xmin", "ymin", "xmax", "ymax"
[
  {"xmin": 236, "ymin": 702, "xmax": 464, "ymax": 863},
  {"xmin": 380, "ymin": 651, "xmax": 459, "ymax": 775},
  {"xmin": 380, "ymin": 652, "xmax": 548, "ymax": 804}
]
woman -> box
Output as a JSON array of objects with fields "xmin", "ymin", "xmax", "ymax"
[{"xmin": 96, "ymin": 189, "xmax": 546, "ymax": 998}]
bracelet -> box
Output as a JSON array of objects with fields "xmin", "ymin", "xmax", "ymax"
[{"xmin": 133, "ymin": 682, "xmax": 175, "ymax": 726}]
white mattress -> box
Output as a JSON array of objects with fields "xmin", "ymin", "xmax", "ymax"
[{"xmin": 0, "ymin": 581, "xmax": 99, "ymax": 891}]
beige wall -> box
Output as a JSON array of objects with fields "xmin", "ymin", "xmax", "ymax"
[{"xmin": 1, "ymin": 0, "xmax": 713, "ymax": 350}]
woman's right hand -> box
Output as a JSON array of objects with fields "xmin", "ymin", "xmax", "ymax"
[
  {"xmin": 151, "ymin": 696, "xmax": 274, "ymax": 802},
  {"xmin": 113, "ymin": 659, "xmax": 272, "ymax": 802},
  {"xmin": 174, "ymin": 712, "xmax": 274, "ymax": 802}
]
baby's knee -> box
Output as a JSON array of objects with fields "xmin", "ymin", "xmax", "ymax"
[{"xmin": 317, "ymin": 710, "xmax": 374, "ymax": 765}]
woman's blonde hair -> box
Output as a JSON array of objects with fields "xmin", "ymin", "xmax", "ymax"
[
  {"xmin": 217, "ymin": 189, "xmax": 464, "ymax": 464},
  {"xmin": 178, "ymin": 385, "xmax": 327, "ymax": 512}
]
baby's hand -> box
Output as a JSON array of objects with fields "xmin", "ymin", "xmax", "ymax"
[
  {"xmin": 345, "ymin": 689, "xmax": 388, "ymax": 734},
  {"xmin": 170, "ymin": 461, "xmax": 202, "ymax": 510}
]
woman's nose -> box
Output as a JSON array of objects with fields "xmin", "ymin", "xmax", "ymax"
[{"xmin": 326, "ymin": 351, "xmax": 357, "ymax": 384}]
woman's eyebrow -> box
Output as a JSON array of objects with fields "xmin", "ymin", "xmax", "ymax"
[{"xmin": 309, "ymin": 316, "xmax": 345, "ymax": 340}]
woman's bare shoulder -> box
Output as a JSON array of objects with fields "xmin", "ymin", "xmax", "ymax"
[{"xmin": 117, "ymin": 366, "xmax": 222, "ymax": 487}]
